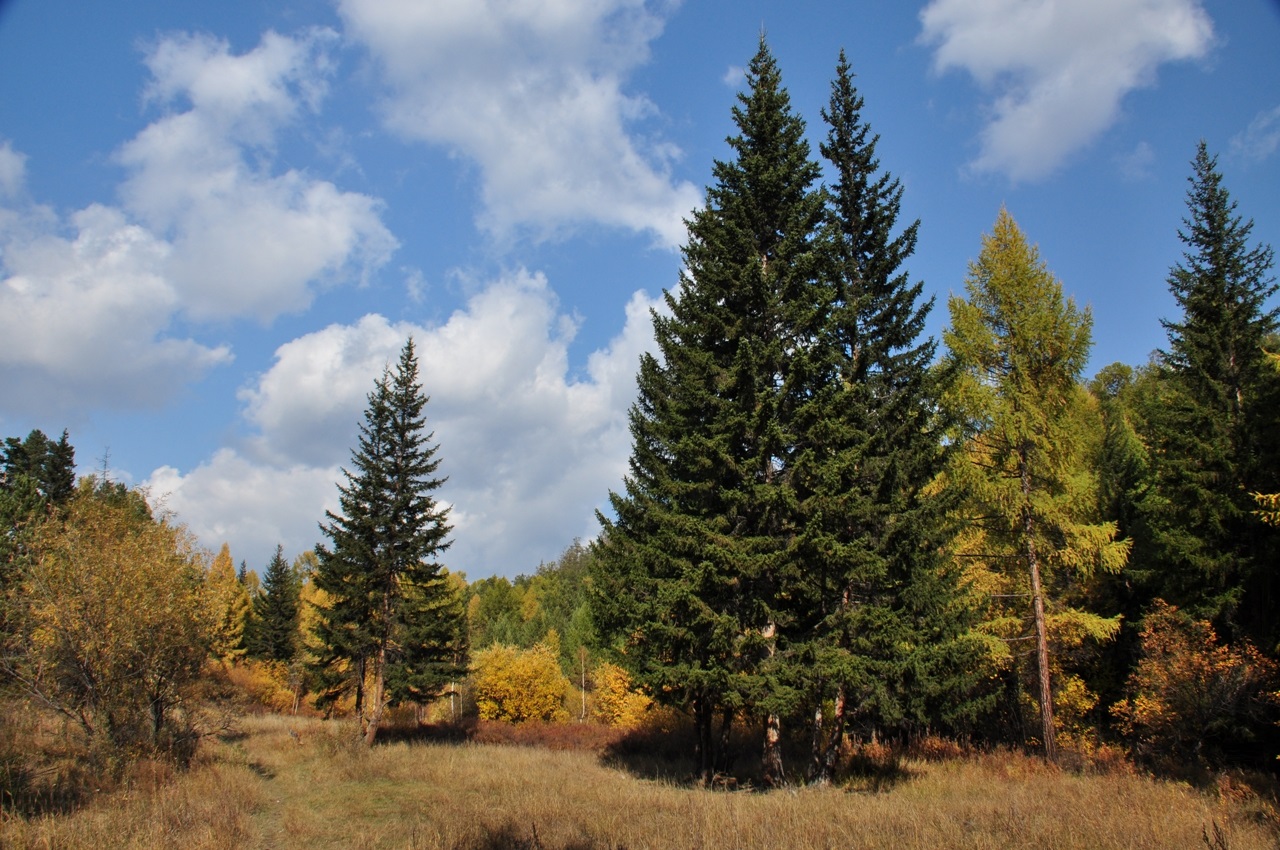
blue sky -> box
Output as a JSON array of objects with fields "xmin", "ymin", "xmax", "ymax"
[{"xmin": 2, "ymin": 0, "xmax": 1278, "ymax": 579}]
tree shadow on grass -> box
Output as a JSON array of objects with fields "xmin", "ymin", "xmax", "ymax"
[{"xmin": 450, "ymin": 820, "xmax": 612, "ymax": 850}]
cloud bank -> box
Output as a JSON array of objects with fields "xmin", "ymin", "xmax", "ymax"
[
  {"xmin": 0, "ymin": 30, "xmax": 395, "ymax": 417},
  {"xmin": 919, "ymin": 0, "xmax": 1215, "ymax": 181},
  {"xmin": 337, "ymin": 0, "xmax": 700, "ymax": 247},
  {"xmin": 147, "ymin": 270, "xmax": 662, "ymax": 577}
]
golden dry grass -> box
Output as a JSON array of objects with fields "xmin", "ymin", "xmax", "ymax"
[{"xmin": 2, "ymin": 714, "xmax": 1275, "ymax": 850}]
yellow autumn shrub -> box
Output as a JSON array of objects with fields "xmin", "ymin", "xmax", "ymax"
[
  {"xmin": 471, "ymin": 642, "xmax": 569, "ymax": 723},
  {"xmin": 592, "ymin": 662, "xmax": 652, "ymax": 727}
]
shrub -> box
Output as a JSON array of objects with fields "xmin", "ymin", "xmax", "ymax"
[
  {"xmin": 593, "ymin": 662, "xmax": 652, "ymax": 727},
  {"xmin": 471, "ymin": 642, "xmax": 569, "ymax": 723},
  {"xmin": 3, "ymin": 483, "xmax": 208, "ymax": 763},
  {"xmin": 1112, "ymin": 600, "xmax": 1278, "ymax": 765}
]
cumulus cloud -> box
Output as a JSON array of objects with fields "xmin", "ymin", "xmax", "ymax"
[
  {"xmin": 337, "ymin": 0, "xmax": 699, "ymax": 248},
  {"xmin": 1231, "ymin": 105, "xmax": 1280, "ymax": 163},
  {"xmin": 148, "ymin": 451, "xmax": 342, "ymax": 562},
  {"xmin": 118, "ymin": 29, "xmax": 398, "ymax": 321},
  {"xmin": 0, "ymin": 201, "xmax": 232, "ymax": 416},
  {"xmin": 919, "ymin": 0, "xmax": 1215, "ymax": 181},
  {"xmin": 148, "ymin": 271, "xmax": 662, "ymax": 577},
  {"xmin": 0, "ymin": 30, "xmax": 399, "ymax": 419}
]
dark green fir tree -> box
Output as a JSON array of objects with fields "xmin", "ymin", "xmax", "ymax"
[
  {"xmin": 1133, "ymin": 142, "xmax": 1280, "ymax": 650},
  {"xmin": 310, "ymin": 339, "xmax": 459, "ymax": 744},
  {"xmin": 251, "ymin": 544, "xmax": 300, "ymax": 663},
  {"xmin": 788, "ymin": 52, "xmax": 989, "ymax": 782},
  {"xmin": 593, "ymin": 37, "xmax": 825, "ymax": 787}
]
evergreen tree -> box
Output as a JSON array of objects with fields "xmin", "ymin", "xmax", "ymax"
[
  {"xmin": 311, "ymin": 338, "xmax": 458, "ymax": 745},
  {"xmin": 593, "ymin": 37, "xmax": 825, "ymax": 786},
  {"xmin": 944, "ymin": 209, "xmax": 1128, "ymax": 760},
  {"xmin": 1133, "ymin": 142, "xmax": 1280, "ymax": 650},
  {"xmin": 788, "ymin": 53, "xmax": 988, "ymax": 782},
  {"xmin": 252, "ymin": 544, "xmax": 300, "ymax": 663},
  {"xmin": 1, "ymin": 429, "xmax": 75, "ymax": 504}
]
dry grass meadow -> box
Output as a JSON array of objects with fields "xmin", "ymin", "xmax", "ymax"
[{"xmin": 2, "ymin": 713, "xmax": 1277, "ymax": 850}]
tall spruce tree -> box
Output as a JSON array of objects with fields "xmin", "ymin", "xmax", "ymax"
[
  {"xmin": 252, "ymin": 544, "xmax": 300, "ymax": 663},
  {"xmin": 944, "ymin": 209, "xmax": 1128, "ymax": 760},
  {"xmin": 1133, "ymin": 142, "xmax": 1280, "ymax": 651},
  {"xmin": 1, "ymin": 429, "xmax": 76, "ymax": 504},
  {"xmin": 311, "ymin": 339, "xmax": 458, "ymax": 744},
  {"xmin": 787, "ymin": 53, "xmax": 988, "ymax": 782},
  {"xmin": 593, "ymin": 37, "xmax": 824, "ymax": 786}
]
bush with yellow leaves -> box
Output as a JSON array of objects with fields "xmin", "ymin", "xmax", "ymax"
[
  {"xmin": 471, "ymin": 642, "xmax": 570, "ymax": 723},
  {"xmin": 592, "ymin": 662, "xmax": 652, "ymax": 727}
]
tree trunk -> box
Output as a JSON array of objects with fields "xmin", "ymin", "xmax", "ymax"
[
  {"xmin": 809, "ymin": 682, "xmax": 846, "ymax": 784},
  {"xmin": 363, "ymin": 645, "xmax": 387, "ymax": 747},
  {"xmin": 760, "ymin": 621, "xmax": 785, "ymax": 786},
  {"xmin": 1021, "ymin": 451, "xmax": 1057, "ymax": 762},
  {"xmin": 694, "ymin": 695, "xmax": 713, "ymax": 787}
]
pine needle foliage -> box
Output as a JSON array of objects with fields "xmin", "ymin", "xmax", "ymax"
[
  {"xmin": 1132, "ymin": 142, "xmax": 1280, "ymax": 650},
  {"xmin": 944, "ymin": 209, "xmax": 1128, "ymax": 760},
  {"xmin": 310, "ymin": 339, "xmax": 464, "ymax": 745},
  {"xmin": 592, "ymin": 36, "xmax": 825, "ymax": 785}
]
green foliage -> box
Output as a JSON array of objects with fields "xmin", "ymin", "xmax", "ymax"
[
  {"xmin": 466, "ymin": 541, "xmax": 598, "ymax": 675},
  {"xmin": 593, "ymin": 37, "xmax": 826, "ymax": 782},
  {"xmin": 786, "ymin": 53, "xmax": 990, "ymax": 781},
  {"xmin": 944, "ymin": 208, "xmax": 1128, "ymax": 757},
  {"xmin": 1130, "ymin": 142, "xmax": 1280, "ymax": 650},
  {"xmin": 1, "ymin": 429, "xmax": 76, "ymax": 505},
  {"xmin": 310, "ymin": 339, "xmax": 463, "ymax": 743},
  {"xmin": 251, "ymin": 544, "xmax": 300, "ymax": 663},
  {"xmin": 1, "ymin": 429, "xmax": 76, "ymax": 583},
  {"xmin": 0, "ymin": 481, "xmax": 208, "ymax": 761}
]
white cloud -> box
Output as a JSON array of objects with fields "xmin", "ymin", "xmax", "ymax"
[
  {"xmin": 919, "ymin": 0, "xmax": 1214, "ymax": 181},
  {"xmin": 337, "ymin": 0, "xmax": 699, "ymax": 248},
  {"xmin": 149, "ymin": 270, "xmax": 662, "ymax": 577},
  {"xmin": 0, "ymin": 30, "xmax": 401, "ymax": 420},
  {"xmin": 148, "ymin": 452, "xmax": 341, "ymax": 564},
  {"xmin": 1231, "ymin": 105, "xmax": 1280, "ymax": 164},
  {"xmin": 118, "ymin": 29, "xmax": 398, "ymax": 322},
  {"xmin": 0, "ymin": 203, "xmax": 231, "ymax": 416},
  {"xmin": 0, "ymin": 141, "xmax": 25, "ymax": 200}
]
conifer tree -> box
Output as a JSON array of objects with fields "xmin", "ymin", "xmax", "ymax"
[
  {"xmin": 253, "ymin": 544, "xmax": 300, "ymax": 663},
  {"xmin": 1133, "ymin": 142, "xmax": 1279, "ymax": 650},
  {"xmin": 593, "ymin": 37, "xmax": 824, "ymax": 786},
  {"xmin": 944, "ymin": 209, "xmax": 1128, "ymax": 760},
  {"xmin": 311, "ymin": 339, "xmax": 457, "ymax": 745},
  {"xmin": 206, "ymin": 542, "xmax": 250, "ymax": 662},
  {"xmin": 1, "ymin": 429, "xmax": 75, "ymax": 504},
  {"xmin": 789, "ymin": 53, "xmax": 987, "ymax": 782}
]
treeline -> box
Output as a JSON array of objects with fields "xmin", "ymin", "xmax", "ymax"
[
  {"xmin": 591, "ymin": 39, "xmax": 1279, "ymax": 786},
  {"xmin": 2, "ymin": 37, "xmax": 1278, "ymax": 790}
]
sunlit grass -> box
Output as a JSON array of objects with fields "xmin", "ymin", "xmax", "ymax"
[{"xmin": 2, "ymin": 713, "xmax": 1275, "ymax": 849}]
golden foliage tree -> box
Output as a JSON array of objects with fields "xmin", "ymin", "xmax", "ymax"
[
  {"xmin": 471, "ymin": 641, "xmax": 569, "ymax": 723},
  {"xmin": 592, "ymin": 661, "xmax": 652, "ymax": 727},
  {"xmin": 2, "ymin": 481, "xmax": 209, "ymax": 759},
  {"xmin": 206, "ymin": 542, "xmax": 250, "ymax": 663},
  {"xmin": 944, "ymin": 209, "xmax": 1129, "ymax": 759}
]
